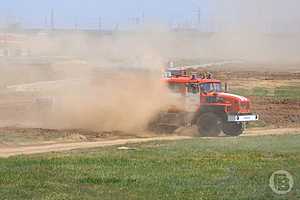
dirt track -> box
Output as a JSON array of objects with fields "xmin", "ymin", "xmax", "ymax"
[
  {"xmin": 0, "ymin": 127, "xmax": 299, "ymax": 158},
  {"xmin": 243, "ymin": 127, "xmax": 300, "ymax": 136},
  {"xmin": 0, "ymin": 136, "xmax": 192, "ymax": 158}
]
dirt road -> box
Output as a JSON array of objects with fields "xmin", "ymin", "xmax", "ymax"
[
  {"xmin": 244, "ymin": 127, "xmax": 300, "ymax": 136},
  {"xmin": 0, "ymin": 136, "xmax": 192, "ymax": 158},
  {"xmin": 0, "ymin": 128, "xmax": 299, "ymax": 158}
]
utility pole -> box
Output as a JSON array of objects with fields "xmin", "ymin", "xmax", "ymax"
[
  {"xmin": 74, "ymin": 18, "xmax": 78, "ymax": 31},
  {"xmin": 44, "ymin": 16, "xmax": 48, "ymax": 29},
  {"xmin": 98, "ymin": 17, "xmax": 102, "ymax": 32},
  {"xmin": 196, "ymin": 8, "xmax": 201, "ymax": 28},
  {"xmin": 136, "ymin": 17, "xmax": 140, "ymax": 25},
  {"xmin": 114, "ymin": 23, "xmax": 119, "ymax": 32},
  {"xmin": 141, "ymin": 12, "xmax": 145, "ymax": 25},
  {"xmin": 50, "ymin": 9, "xmax": 55, "ymax": 30}
]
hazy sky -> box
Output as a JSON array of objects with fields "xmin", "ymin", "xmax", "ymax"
[
  {"xmin": 0, "ymin": 0, "xmax": 209, "ymax": 29},
  {"xmin": 1, "ymin": 0, "xmax": 299, "ymax": 32}
]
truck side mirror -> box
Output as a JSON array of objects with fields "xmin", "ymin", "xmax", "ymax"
[{"xmin": 225, "ymin": 82, "xmax": 228, "ymax": 93}]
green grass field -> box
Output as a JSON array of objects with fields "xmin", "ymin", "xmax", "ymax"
[
  {"xmin": 0, "ymin": 135, "xmax": 299, "ymax": 200},
  {"xmin": 233, "ymin": 86, "xmax": 300, "ymax": 100}
]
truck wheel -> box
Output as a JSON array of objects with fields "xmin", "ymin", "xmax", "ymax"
[
  {"xmin": 222, "ymin": 122, "xmax": 243, "ymax": 136},
  {"xmin": 148, "ymin": 124, "xmax": 179, "ymax": 134},
  {"xmin": 196, "ymin": 112, "xmax": 222, "ymax": 137},
  {"xmin": 147, "ymin": 112, "xmax": 182, "ymax": 134}
]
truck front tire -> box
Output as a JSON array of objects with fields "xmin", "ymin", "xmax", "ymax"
[
  {"xmin": 222, "ymin": 122, "xmax": 244, "ymax": 136},
  {"xmin": 196, "ymin": 112, "xmax": 222, "ymax": 137}
]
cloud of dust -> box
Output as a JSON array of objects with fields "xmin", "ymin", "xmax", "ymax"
[
  {"xmin": 1, "ymin": 4, "xmax": 300, "ymax": 131},
  {"xmin": 21, "ymin": 30, "xmax": 179, "ymax": 132},
  {"xmin": 48, "ymin": 72, "xmax": 176, "ymax": 132},
  {"xmin": 204, "ymin": 0, "xmax": 300, "ymax": 64}
]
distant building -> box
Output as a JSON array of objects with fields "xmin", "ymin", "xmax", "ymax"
[{"xmin": 0, "ymin": 34, "xmax": 30, "ymax": 57}]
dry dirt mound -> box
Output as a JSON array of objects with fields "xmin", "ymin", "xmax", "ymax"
[{"xmin": 250, "ymin": 96, "xmax": 300, "ymax": 128}]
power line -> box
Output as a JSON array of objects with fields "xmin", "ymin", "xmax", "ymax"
[
  {"xmin": 44, "ymin": 16, "xmax": 48, "ymax": 29},
  {"xmin": 50, "ymin": 9, "xmax": 55, "ymax": 30},
  {"xmin": 141, "ymin": 12, "xmax": 145, "ymax": 24},
  {"xmin": 74, "ymin": 17, "xmax": 79, "ymax": 31},
  {"xmin": 98, "ymin": 17, "xmax": 102, "ymax": 32},
  {"xmin": 197, "ymin": 8, "xmax": 201, "ymax": 26}
]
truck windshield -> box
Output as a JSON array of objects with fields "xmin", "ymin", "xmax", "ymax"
[{"xmin": 200, "ymin": 83, "xmax": 222, "ymax": 93}]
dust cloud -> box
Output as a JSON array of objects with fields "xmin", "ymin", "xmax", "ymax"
[
  {"xmin": 48, "ymin": 72, "xmax": 174, "ymax": 132},
  {"xmin": 0, "ymin": 31, "xmax": 179, "ymax": 132},
  {"xmin": 43, "ymin": 32, "xmax": 177, "ymax": 132},
  {"xmin": 205, "ymin": 0, "xmax": 300, "ymax": 64},
  {"xmin": 1, "ymin": 1, "xmax": 300, "ymax": 132}
]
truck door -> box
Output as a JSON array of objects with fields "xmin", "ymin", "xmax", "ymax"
[{"xmin": 185, "ymin": 83, "xmax": 201, "ymax": 112}]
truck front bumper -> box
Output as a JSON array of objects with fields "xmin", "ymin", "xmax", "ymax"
[{"xmin": 227, "ymin": 114, "xmax": 259, "ymax": 122}]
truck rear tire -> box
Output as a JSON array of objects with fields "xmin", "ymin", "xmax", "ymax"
[
  {"xmin": 148, "ymin": 112, "xmax": 183, "ymax": 134},
  {"xmin": 148, "ymin": 124, "xmax": 179, "ymax": 134},
  {"xmin": 222, "ymin": 122, "xmax": 243, "ymax": 136},
  {"xmin": 196, "ymin": 112, "xmax": 222, "ymax": 137}
]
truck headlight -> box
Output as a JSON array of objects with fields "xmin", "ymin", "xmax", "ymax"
[{"xmin": 216, "ymin": 97, "xmax": 224, "ymax": 103}]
